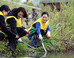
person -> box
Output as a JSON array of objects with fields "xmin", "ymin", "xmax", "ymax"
[
  {"xmin": 0, "ymin": 5, "xmax": 19, "ymax": 51},
  {"xmin": 32, "ymin": 8, "xmax": 38, "ymax": 21},
  {"xmin": 28, "ymin": 12, "xmax": 51, "ymax": 47},
  {"xmin": 5, "ymin": 7, "xmax": 29, "ymax": 52}
]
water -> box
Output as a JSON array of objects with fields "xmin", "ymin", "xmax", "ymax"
[
  {"xmin": 14, "ymin": 50, "xmax": 74, "ymax": 58},
  {"xmin": 46, "ymin": 51, "xmax": 74, "ymax": 58},
  {"xmin": 0, "ymin": 50, "xmax": 74, "ymax": 58}
]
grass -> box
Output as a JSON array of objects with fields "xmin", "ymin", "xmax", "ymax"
[{"xmin": 0, "ymin": 0, "xmax": 74, "ymax": 57}]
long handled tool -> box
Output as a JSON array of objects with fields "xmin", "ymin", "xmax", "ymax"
[
  {"xmin": 18, "ymin": 38, "xmax": 36, "ymax": 49},
  {"xmin": 18, "ymin": 38, "xmax": 47, "ymax": 57},
  {"xmin": 41, "ymin": 41, "xmax": 47, "ymax": 57}
]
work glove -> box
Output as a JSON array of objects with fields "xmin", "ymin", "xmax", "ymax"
[
  {"xmin": 39, "ymin": 34, "xmax": 43, "ymax": 41},
  {"xmin": 46, "ymin": 31, "xmax": 51, "ymax": 39},
  {"xmin": 24, "ymin": 29, "xmax": 30, "ymax": 34},
  {"xmin": 18, "ymin": 38, "xmax": 22, "ymax": 43}
]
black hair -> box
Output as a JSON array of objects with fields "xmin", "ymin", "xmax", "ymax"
[
  {"xmin": 0, "ymin": 5, "xmax": 10, "ymax": 11},
  {"xmin": 8, "ymin": 7, "xmax": 27, "ymax": 18},
  {"xmin": 8, "ymin": 8, "xmax": 17, "ymax": 16},
  {"xmin": 16, "ymin": 7, "xmax": 27, "ymax": 18},
  {"xmin": 41, "ymin": 11, "xmax": 49, "ymax": 17}
]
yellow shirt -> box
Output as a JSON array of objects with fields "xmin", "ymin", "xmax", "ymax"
[
  {"xmin": 6, "ymin": 16, "xmax": 22, "ymax": 27},
  {"xmin": 29, "ymin": 17, "xmax": 49, "ymax": 31}
]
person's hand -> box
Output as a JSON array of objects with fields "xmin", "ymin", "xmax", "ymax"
[
  {"xmin": 39, "ymin": 34, "xmax": 43, "ymax": 41},
  {"xmin": 18, "ymin": 38, "xmax": 22, "ymax": 43},
  {"xmin": 15, "ymin": 35, "xmax": 19, "ymax": 38},
  {"xmin": 46, "ymin": 31, "xmax": 51, "ymax": 39},
  {"xmin": 24, "ymin": 29, "xmax": 30, "ymax": 34}
]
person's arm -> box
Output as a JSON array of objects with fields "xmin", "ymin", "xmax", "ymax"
[
  {"xmin": 36, "ymin": 22, "xmax": 43, "ymax": 41},
  {"xmin": 46, "ymin": 25, "xmax": 51, "ymax": 38},
  {"xmin": 36, "ymin": 22, "xmax": 41, "ymax": 35},
  {"xmin": 7, "ymin": 18, "xmax": 18, "ymax": 34},
  {"xmin": 46, "ymin": 25, "xmax": 50, "ymax": 32},
  {"xmin": 0, "ymin": 15, "xmax": 16, "ymax": 38}
]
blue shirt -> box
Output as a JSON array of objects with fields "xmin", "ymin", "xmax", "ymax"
[
  {"xmin": 36, "ymin": 22, "xmax": 50, "ymax": 35},
  {"xmin": 28, "ymin": 22, "xmax": 50, "ymax": 38}
]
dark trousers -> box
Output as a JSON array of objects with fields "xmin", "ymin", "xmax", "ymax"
[
  {"xmin": 7, "ymin": 27, "xmax": 26, "ymax": 52},
  {"xmin": 7, "ymin": 36, "xmax": 18, "ymax": 52},
  {"xmin": 0, "ymin": 32, "xmax": 17, "ymax": 52},
  {"xmin": 0, "ymin": 33, "xmax": 5, "ymax": 41},
  {"xmin": 0, "ymin": 27, "xmax": 26, "ymax": 52}
]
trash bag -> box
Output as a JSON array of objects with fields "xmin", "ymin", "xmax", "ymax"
[{"xmin": 29, "ymin": 34, "xmax": 41, "ymax": 47}]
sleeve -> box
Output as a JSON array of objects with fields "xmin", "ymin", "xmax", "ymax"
[
  {"xmin": 7, "ymin": 18, "xmax": 18, "ymax": 34},
  {"xmin": 36, "ymin": 22, "xmax": 41, "ymax": 35},
  {"xmin": 0, "ymin": 15, "xmax": 16, "ymax": 38},
  {"xmin": 46, "ymin": 25, "xmax": 50, "ymax": 32}
]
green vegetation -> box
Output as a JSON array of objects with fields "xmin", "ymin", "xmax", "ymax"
[
  {"xmin": 26, "ymin": 2, "xmax": 33, "ymax": 6},
  {"xmin": 41, "ymin": 0, "xmax": 74, "ymax": 51},
  {"xmin": 0, "ymin": 0, "xmax": 74, "ymax": 57}
]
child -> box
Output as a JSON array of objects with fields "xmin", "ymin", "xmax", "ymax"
[
  {"xmin": 28, "ymin": 12, "xmax": 51, "ymax": 47},
  {"xmin": 5, "ymin": 7, "xmax": 29, "ymax": 52},
  {"xmin": 0, "ymin": 5, "xmax": 19, "ymax": 52}
]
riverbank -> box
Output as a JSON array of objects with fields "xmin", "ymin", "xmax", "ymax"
[
  {"xmin": 0, "ymin": 38, "xmax": 74, "ymax": 57},
  {"xmin": 0, "ymin": 0, "xmax": 74, "ymax": 57},
  {"xmin": 0, "ymin": 46, "xmax": 74, "ymax": 58}
]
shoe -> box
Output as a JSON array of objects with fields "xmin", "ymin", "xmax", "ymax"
[{"xmin": 6, "ymin": 45, "xmax": 15, "ymax": 52}]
